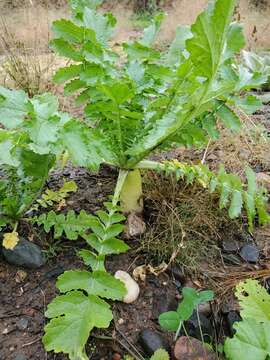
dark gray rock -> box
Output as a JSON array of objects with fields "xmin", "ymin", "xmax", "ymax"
[
  {"xmin": 16, "ymin": 317, "xmax": 29, "ymax": 331},
  {"xmin": 183, "ymin": 311, "xmax": 213, "ymax": 342},
  {"xmin": 226, "ymin": 311, "xmax": 241, "ymax": 337},
  {"xmin": 222, "ymin": 239, "xmax": 240, "ymax": 253},
  {"xmin": 152, "ymin": 292, "xmax": 178, "ymax": 320},
  {"xmin": 240, "ymin": 244, "xmax": 259, "ymax": 263},
  {"xmin": 2, "ymin": 238, "xmax": 45, "ymax": 269},
  {"xmin": 139, "ymin": 329, "xmax": 170, "ymax": 356}
]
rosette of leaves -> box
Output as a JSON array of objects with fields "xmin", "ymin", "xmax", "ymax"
[
  {"xmin": 48, "ymin": 0, "xmax": 269, "ymax": 226},
  {"xmin": 42, "ymin": 201, "xmax": 129, "ymax": 359},
  {"xmin": 0, "ymin": 89, "xmax": 71, "ymax": 239},
  {"xmin": 224, "ymin": 279, "xmax": 270, "ymax": 360}
]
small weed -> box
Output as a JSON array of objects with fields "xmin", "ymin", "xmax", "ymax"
[{"xmin": 42, "ymin": 239, "xmax": 64, "ymax": 260}]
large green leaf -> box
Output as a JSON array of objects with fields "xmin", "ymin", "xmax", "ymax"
[
  {"xmin": 52, "ymin": 19, "xmax": 85, "ymax": 43},
  {"xmin": 216, "ymin": 103, "xmax": 241, "ymax": 132},
  {"xmin": 0, "ymin": 130, "xmax": 19, "ymax": 167},
  {"xmin": 224, "ymin": 319, "xmax": 270, "ymax": 360},
  {"xmin": 43, "ymin": 290, "xmax": 112, "ymax": 360},
  {"xmin": 57, "ymin": 270, "xmax": 126, "ymax": 300},
  {"xmin": 61, "ymin": 120, "xmax": 116, "ymax": 170},
  {"xmin": 165, "ymin": 25, "xmax": 192, "ymax": 66},
  {"xmin": 159, "ymin": 311, "xmax": 180, "ymax": 332},
  {"xmin": 235, "ymin": 279, "xmax": 270, "ymax": 322},
  {"xmin": 140, "ymin": 13, "xmax": 165, "ymax": 47},
  {"xmin": 0, "ymin": 87, "xmax": 28, "ymax": 129},
  {"xmin": 186, "ymin": 0, "xmax": 236, "ymax": 78},
  {"xmin": 83, "ymin": 7, "xmax": 115, "ymax": 44}
]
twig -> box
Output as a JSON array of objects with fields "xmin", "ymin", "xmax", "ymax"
[
  {"xmin": 92, "ymin": 333, "xmax": 144, "ymax": 360},
  {"xmin": 116, "ymin": 328, "xmax": 144, "ymax": 360},
  {"xmin": 22, "ymin": 337, "xmax": 41, "ymax": 347},
  {"xmin": 201, "ymin": 140, "xmax": 211, "ymax": 164}
]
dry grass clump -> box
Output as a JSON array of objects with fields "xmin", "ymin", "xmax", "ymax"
[
  {"xmin": 141, "ymin": 172, "xmax": 242, "ymax": 275},
  {"xmin": 0, "ymin": 18, "xmax": 55, "ymax": 96}
]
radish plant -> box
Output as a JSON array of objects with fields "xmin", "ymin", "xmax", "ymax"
[
  {"xmin": 0, "ymin": 0, "xmax": 269, "ymax": 358},
  {"xmin": 49, "ymin": 0, "xmax": 269, "ymax": 228}
]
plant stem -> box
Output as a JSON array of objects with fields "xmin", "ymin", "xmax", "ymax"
[
  {"xmin": 119, "ymin": 169, "xmax": 143, "ymax": 213},
  {"xmin": 196, "ymin": 307, "xmax": 208, "ymax": 359},
  {"xmin": 112, "ymin": 169, "xmax": 129, "ymax": 206},
  {"xmin": 13, "ymin": 221, "xmax": 18, "ymax": 232},
  {"xmin": 174, "ymin": 320, "xmax": 183, "ymax": 341}
]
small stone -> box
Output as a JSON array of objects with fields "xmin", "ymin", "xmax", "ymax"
[
  {"xmin": 240, "ymin": 244, "xmax": 259, "ymax": 263},
  {"xmin": 118, "ymin": 318, "xmax": 125, "ymax": 325},
  {"xmin": 14, "ymin": 354, "xmax": 27, "ymax": 360},
  {"xmin": 139, "ymin": 329, "xmax": 170, "ymax": 356},
  {"xmin": 114, "ymin": 270, "xmax": 140, "ymax": 303},
  {"xmin": 174, "ymin": 336, "xmax": 217, "ymax": 360},
  {"xmin": 16, "ymin": 317, "xmax": 29, "ymax": 331},
  {"xmin": 125, "ymin": 213, "xmax": 146, "ymax": 238},
  {"xmin": 222, "ymin": 239, "xmax": 240, "ymax": 253},
  {"xmin": 152, "ymin": 292, "xmax": 178, "ymax": 319},
  {"xmin": 226, "ymin": 311, "xmax": 241, "ymax": 337},
  {"xmin": 112, "ymin": 353, "xmax": 121, "ymax": 360},
  {"xmin": 2, "ymin": 237, "xmax": 45, "ymax": 269},
  {"xmin": 183, "ymin": 312, "xmax": 213, "ymax": 342}
]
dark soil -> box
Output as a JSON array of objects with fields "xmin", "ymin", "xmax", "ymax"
[{"xmin": 0, "ymin": 166, "xmax": 178, "ymax": 360}]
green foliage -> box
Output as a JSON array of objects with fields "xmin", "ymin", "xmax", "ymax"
[
  {"xmin": 150, "ymin": 349, "xmax": 170, "ymax": 360},
  {"xmin": 33, "ymin": 210, "xmax": 94, "ymax": 240},
  {"xmin": 43, "ymin": 201, "xmax": 128, "ymax": 359},
  {"xmin": 224, "ymin": 280, "xmax": 270, "ymax": 360},
  {"xmin": 43, "ymin": 291, "xmax": 112, "ymax": 360},
  {"xmin": 50, "ymin": 0, "xmax": 266, "ymax": 171},
  {"xmin": 158, "ymin": 160, "xmax": 270, "ymax": 231},
  {"xmin": 1, "ymin": 0, "xmax": 269, "ymax": 229},
  {"xmin": 0, "ymin": 89, "xmax": 73, "ymax": 228},
  {"xmin": 242, "ymin": 50, "xmax": 270, "ymax": 90},
  {"xmin": 159, "ymin": 287, "xmax": 214, "ymax": 338},
  {"xmin": 31, "ymin": 181, "xmax": 77, "ymax": 211}
]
